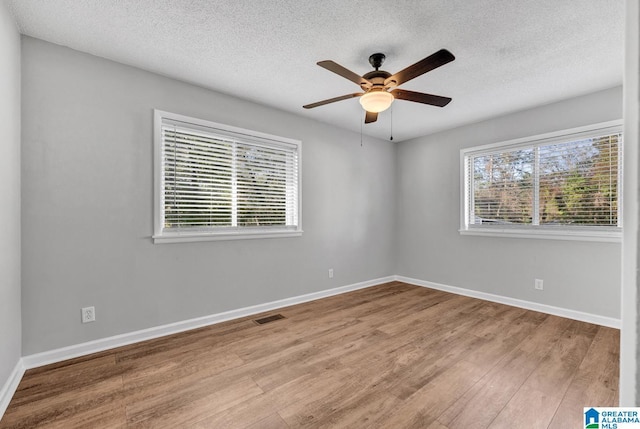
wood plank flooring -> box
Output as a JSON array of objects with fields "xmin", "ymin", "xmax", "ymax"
[{"xmin": 0, "ymin": 282, "xmax": 619, "ymax": 428}]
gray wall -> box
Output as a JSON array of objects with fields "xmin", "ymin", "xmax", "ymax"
[
  {"xmin": 0, "ymin": 2, "xmax": 22, "ymax": 390},
  {"xmin": 20, "ymin": 37, "xmax": 396, "ymax": 355},
  {"xmin": 396, "ymin": 86, "xmax": 623, "ymax": 319}
]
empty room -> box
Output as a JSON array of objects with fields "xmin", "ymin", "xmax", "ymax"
[{"xmin": 1, "ymin": 1, "xmax": 639, "ymax": 428}]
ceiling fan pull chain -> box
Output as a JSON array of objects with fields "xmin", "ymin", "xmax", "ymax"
[
  {"xmin": 360, "ymin": 113, "xmax": 363, "ymax": 147},
  {"xmin": 390, "ymin": 106, "xmax": 394, "ymax": 141}
]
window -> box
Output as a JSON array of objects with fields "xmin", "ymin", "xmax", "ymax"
[
  {"xmin": 154, "ymin": 110, "xmax": 301, "ymax": 243},
  {"xmin": 461, "ymin": 121, "xmax": 622, "ymax": 241}
]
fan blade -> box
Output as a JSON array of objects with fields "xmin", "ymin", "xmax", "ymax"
[
  {"xmin": 364, "ymin": 111, "xmax": 378, "ymax": 124},
  {"xmin": 303, "ymin": 93, "xmax": 364, "ymax": 109},
  {"xmin": 385, "ymin": 49, "xmax": 455, "ymax": 87},
  {"xmin": 391, "ymin": 89, "xmax": 452, "ymax": 107},
  {"xmin": 318, "ymin": 60, "xmax": 373, "ymax": 89}
]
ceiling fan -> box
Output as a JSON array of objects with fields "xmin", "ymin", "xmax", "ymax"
[{"xmin": 303, "ymin": 49, "xmax": 455, "ymax": 124}]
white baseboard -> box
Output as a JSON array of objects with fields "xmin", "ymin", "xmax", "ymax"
[
  {"xmin": 20, "ymin": 274, "xmax": 620, "ymax": 371},
  {"xmin": 22, "ymin": 276, "xmax": 395, "ymax": 370},
  {"xmin": 0, "ymin": 359, "xmax": 25, "ymax": 421},
  {"xmin": 395, "ymin": 275, "xmax": 621, "ymax": 329}
]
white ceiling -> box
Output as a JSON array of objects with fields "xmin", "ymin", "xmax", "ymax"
[{"xmin": 7, "ymin": 0, "xmax": 624, "ymax": 142}]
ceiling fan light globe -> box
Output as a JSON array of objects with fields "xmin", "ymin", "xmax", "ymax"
[{"xmin": 359, "ymin": 91, "xmax": 394, "ymax": 113}]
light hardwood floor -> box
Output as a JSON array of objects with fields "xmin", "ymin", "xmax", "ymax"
[{"xmin": 0, "ymin": 282, "xmax": 619, "ymax": 428}]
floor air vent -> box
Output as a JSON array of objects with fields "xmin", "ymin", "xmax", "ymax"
[{"xmin": 254, "ymin": 314, "xmax": 286, "ymax": 325}]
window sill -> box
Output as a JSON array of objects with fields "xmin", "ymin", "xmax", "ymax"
[
  {"xmin": 459, "ymin": 227, "xmax": 621, "ymax": 243},
  {"xmin": 153, "ymin": 229, "xmax": 303, "ymax": 244}
]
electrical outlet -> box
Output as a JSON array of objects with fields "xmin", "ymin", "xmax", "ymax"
[
  {"xmin": 81, "ymin": 306, "xmax": 96, "ymax": 323},
  {"xmin": 534, "ymin": 279, "xmax": 544, "ymax": 290},
  {"xmin": 328, "ymin": 268, "xmax": 334, "ymax": 279}
]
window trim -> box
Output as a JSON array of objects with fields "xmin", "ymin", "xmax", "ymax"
[
  {"xmin": 153, "ymin": 110, "xmax": 302, "ymax": 244},
  {"xmin": 459, "ymin": 120, "xmax": 623, "ymax": 242}
]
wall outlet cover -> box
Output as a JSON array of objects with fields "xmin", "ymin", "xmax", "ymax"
[{"xmin": 81, "ymin": 306, "xmax": 96, "ymax": 323}]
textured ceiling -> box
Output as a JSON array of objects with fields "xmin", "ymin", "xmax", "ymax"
[{"xmin": 7, "ymin": 0, "xmax": 624, "ymax": 142}]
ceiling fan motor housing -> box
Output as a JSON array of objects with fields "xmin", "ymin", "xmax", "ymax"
[{"xmin": 362, "ymin": 70, "xmax": 392, "ymax": 89}]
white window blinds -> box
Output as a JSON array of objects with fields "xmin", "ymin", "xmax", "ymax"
[
  {"xmin": 462, "ymin": 122, "xmax": 622, "ymax": 240},
  {"xmin": 154, "ymin": 111, "xmax": 301, "ymax": 242}
]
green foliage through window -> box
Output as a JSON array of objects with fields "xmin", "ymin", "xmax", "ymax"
[
  {"xmin": 465, "ymin": 126, "xmax": 621, "ymax": 230},
  {"xmin": 157, "ymin": 113, "xmax": 300, "ymax": 237}
]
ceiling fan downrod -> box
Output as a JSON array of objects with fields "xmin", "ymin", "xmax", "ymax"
[{"xmin": 368, "ymin": 53, "xmax": 386, "ymax": 71}]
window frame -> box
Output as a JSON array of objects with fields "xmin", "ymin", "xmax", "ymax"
[
  {"xmin": 459, "ymin": 120, "xmax": 623, "ymax": 242},
  {"xmin": 153, "ymin": 110, "xmax": 302, "ymax": 244}
]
